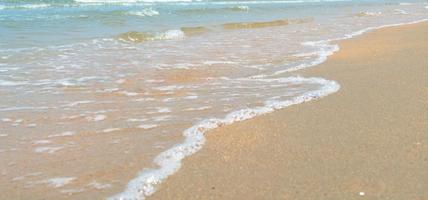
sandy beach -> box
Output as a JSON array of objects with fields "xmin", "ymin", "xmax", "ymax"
[{"xmin": 150, "ymin": 22, "xmax": 428, "ymax": 200}]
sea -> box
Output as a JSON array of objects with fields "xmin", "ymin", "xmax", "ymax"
[{"xmin": 0, "ymin": 0, "xmax": 427, "ymax": 199}]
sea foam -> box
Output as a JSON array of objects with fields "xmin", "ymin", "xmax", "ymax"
[
  {"xmin": 109, "ymin": 18, "xmax": 428, "ymax": 200},
  {"xmin": 109, "ymin": 77, "xmax": 340, "ymax": 200}
]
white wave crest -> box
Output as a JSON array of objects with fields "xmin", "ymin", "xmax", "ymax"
[
  {"xmin": 108, "ymin": 77, "xmax": 340, "ymax": 200},
  {"xmin": 128, "ymin": 8, "xmax": 160, "ymax": 17}
]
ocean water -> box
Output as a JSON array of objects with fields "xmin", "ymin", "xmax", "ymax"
[{"xmin": 0, "ymin": 0, "xmax": 427, "ymax": 199}]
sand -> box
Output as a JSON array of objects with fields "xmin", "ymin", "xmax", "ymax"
[{"xmin": 149, "ymin": 22, "xmax": 428, "ymax": 199}]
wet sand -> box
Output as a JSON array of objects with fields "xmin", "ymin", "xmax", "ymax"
[{"xmin": 150, "ymin": 22, "xmax": 428, "ymax": 199}]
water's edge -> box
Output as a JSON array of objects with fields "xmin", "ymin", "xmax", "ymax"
[{"xmin": 108, "ymin": 18, "xmax": 428, "ymax": 200}]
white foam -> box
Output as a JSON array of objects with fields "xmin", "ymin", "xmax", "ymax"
[
  {"xmin": 48, "ymin": 131, "xmax": 76, "ymax": 138},
  {"xmin": 233, "ymin": 5, "xmax": 250, "ymax": 11},
  {"xmin": 93, "ymin": 115, "xmax": 107, "ymax": 121},
  {"xmin": 128, "ymin": 8, "xmax": 160, "ymax": 17},
  {"xmin": 272, "ymin": 18, "xmax": 428, "ymax": 76},
  {"xmin": 116, "ymin": 79, "xmax": 126, "ymax": 84},
  {"xmin": 393, "ymin": 9, "xmax": 408, "ymax": 15},
  {"xmin": 34, "ymin": 146, "xmax": 64, "ymax": 154},
  {"xmin": 1, "ymin": 118, "xmax": 12, "ymax": 122},
  {"xmin": 102, "ymin": 128, "xmax": 121, "ymax": 133},
  {"xmin": 155, "ymin": 30, "xmax": 185, "ymax": 41},
  {"xmin": 203, "ymin": 61, "xmax": 236, "ymax": 65},
  {"xmin": 183, "ymin": 106, "xmax": 212, "ymax": 111},
  {"xmin": 88, "ymin": 180, "xmax": 112, "ymax": 189},
  {"xmin": 155, "ymin": 85, "xmax": 183, "ymax": 91},
  {"xmin": 138, "ymin": 124, "xmax": 158, "ymax": 129},
  {"xmin": 0, "ymin": 80, "xmax": 27, "ymax": 86},
  {"xmin": 64, "ymin": 100, "xmax": 93, "ymax": 107},
  {"xmin": 75, "ymin": 0, "xmax": 191, "ymax": 3},
  {"xmin": 110, "ymin": 18, "xmax": 428, "ymax": 200},
  {"xmin": 33, "ymin": 140, "xmax": 51, "ymax": 145},
  {"xmin": 357, "ymin": 11, "xmax": 382, "ymax": 17},
  {"xmin": 0, "ymin": 4, "xmax": 51, "ymax": 10},
  {"xmin": 183, "ymin": 95, "xmax": 198, "ymax": 100},
  {"xmin": 121, "ymin": 91, "xmax": 139, "ymax": 96},
  {"xmin": 156, "ymin": 107, "xmax": 171, "ymax": 113},
  {"xmin": 27, "ymin": 123, "xmax": 37, "ymax": 127},
  {"xmin": 109, "ymin": 77, "xmax": 340, "ymax": 200},
  {"xmin": 151, "ymin": 115, "xmax": 171, "ymax": 122},
  {"xmin": 43, "ymin": 177, "xmax": 75, "ymax": 188},
  {"xmin": 135, "ymin": 98, "xmax": 155, "ymax": 102},
  {"xmin": 127, "ymin": 118, "xmax": 148, "ymax": 122},
  {"xmin": 0, "ymin": 134, "xmax": 8, "ymax": 137}
]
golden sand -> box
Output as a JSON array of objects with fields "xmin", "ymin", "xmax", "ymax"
[{"xmin": 149, "ymin": 22, "xmax": 428, "ymax": 199}]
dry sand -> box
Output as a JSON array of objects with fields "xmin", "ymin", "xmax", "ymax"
[{"xmin": 150, "ymin": 22, "xmax": 428, "ymax": 199}]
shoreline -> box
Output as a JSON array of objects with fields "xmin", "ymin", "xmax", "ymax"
[{"xmin": 148, "ymin": 21, "xmax": 428, "ymax": 199}]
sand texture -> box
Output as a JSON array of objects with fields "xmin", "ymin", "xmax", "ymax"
[{"xmin": 150, "ymin": 22, "xmax": 428, "ymax": 200}]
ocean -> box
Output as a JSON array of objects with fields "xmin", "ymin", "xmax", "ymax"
[{"xmin": 1, "ymin": 0, "xmax": 427, "ymax": 199}]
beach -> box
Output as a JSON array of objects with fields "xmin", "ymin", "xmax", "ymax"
[
  {"xmin": 150, "ymin": 21, "xmax": 428, "ymax": 200},
  {"xmin": 1, "ymin": 1, "xmax": 428, "ymax": 199}
]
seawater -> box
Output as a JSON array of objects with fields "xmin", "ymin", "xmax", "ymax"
[{"xmin": 0, "ymin": 0, "xmax": 427, "ymax": 199}]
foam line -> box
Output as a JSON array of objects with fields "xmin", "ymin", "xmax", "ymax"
[
  {"xmin": 108, "ymin": 76, "xmax": 339, "ymax": 200},
  {"xmin": 108, "ymin": 18, "xmax": 428, "ymax": 200}
]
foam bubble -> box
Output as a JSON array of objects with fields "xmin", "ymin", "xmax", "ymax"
[
  {"xmin": 102, "ymin": 128, "xmax": 121, "ymax": 133},
  {"xmin": 121, "ymin": 91, "xmax": 139, "ymax": 96},
  {"xmin": 109, "ymin": 77, "xmax": 340, "ymax": 200},
  {"xmin": 184, "ymin": 106, "xmax": 212, "ymax": 111},
  {"xmin": 127, "ymin": 118, "xmax": 148, "ymax": 122},
  {"xmin": 43, "ymin": 177, "xmax": 75, "ymax": 188},
  {"xmin": 88, "ymin": 180, "xmax": 112, "ymax": 189},
  {"xmin": 33, "ymin": 140, "xmax": 51, "ymax": 145},
  {"xmin": 0, "ymin": 80, "xmax": 27, "ymax": 86},
  {"xmin": 128, "ymin": 8, "xmax": 160, "ymax": 17},
  {"xmin": 34, "ymin": 146, "xmax": 64, "ymax": 154},
  {"xmin": 1, "ymin": 118, "xmax": 12, "ymax": 122},
  {"xmin": 48, "ymin": 131, "xmax": 76, "ymax": 138},
  {"xmin": 27, "ymin": 124, "xmax": 37, "ymax": 127},
  {"xmin": 93, "ymin": 115, "xmax": 107, "ymax": 121},
  {"xmin": 156, "ymin": 107, "xmax": 171, "ymax": 113},
  {"xmin": 138, "ymin": 124, "xmax": 158, "ymax": 129},
  {"xmin": 393, "ymin": 9, "xmax": 408, "ymax": 15},
  {"xmin": 65, "ymin": 100, "xmax": 93, "ymax": 107}
]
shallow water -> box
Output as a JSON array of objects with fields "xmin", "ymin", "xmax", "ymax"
[{"xmin": 1, "ymin": 0, "xmax": 428, "ymax": 199}]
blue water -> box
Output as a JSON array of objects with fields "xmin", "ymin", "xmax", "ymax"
[
  {"xmin": 0, "ymin": 0, "xmax": 427, "ymax": 199},
  {"xmin": 1, "ymin": 0, "xmax": 426, "ymax": 49}
]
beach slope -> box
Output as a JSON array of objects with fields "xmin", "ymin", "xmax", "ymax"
[{"xmin": 150, "ymin": 22, "xmax": 428, "ymax": 199}]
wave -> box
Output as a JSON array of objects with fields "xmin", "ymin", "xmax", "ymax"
[
  {"xmin": 74, "ymin": 0, "xmax": 192, "ymax": 3},
  {"xmin": 117, "ymin": 26, "xmax": 212, "ymax": 43},
  {"xmin": 178, "ymin": 5, "xmax": 250, "ymax": 14},
  {"xmin": 180, "ymin": 26, "xmax": 211, "ymax": 35},
  {"xmin": 222, "ymin": 18, "xmax": 312, "ymax": 30},
  {"xmin": 108, "ymin": 77, "xmax": 340, "ymax": 200},
  {"xmin": 355, "ymin": 11, "xmax": 382, "ymax": 17},
  {"xmin": 108, "ymin": 18, "xmax": 428, "ymax": 200},
  {"xmin": 117, "ymin": 30, "xmax": 185, "ymax": 43},
  {"xmin": 0, "ymin": 3, "xmax": 51, "ymax": 10},
  {"xmin": 127, "ymin": 7, "xmax": 159, "ymax": 17}
]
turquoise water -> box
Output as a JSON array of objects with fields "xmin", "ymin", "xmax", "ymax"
[
  {"xmin": 1, "ymin": 0, "xmax": 428, "ymax": 199},
  {"xmin": 1, "ymin": 0, "xmax": 426, "ymax": 48}
]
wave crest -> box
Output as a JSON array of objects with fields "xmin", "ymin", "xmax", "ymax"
[
  {"xmin": 127, "ymin": 7, "xmax": 159, "ymax": 17},
  {"xmin": 222, "ymin": 18, "xmax": 312, "ymax": 30},
  {"xmin": 118, "ymin": 30, "xmax": 185, "ymax": 43}
]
